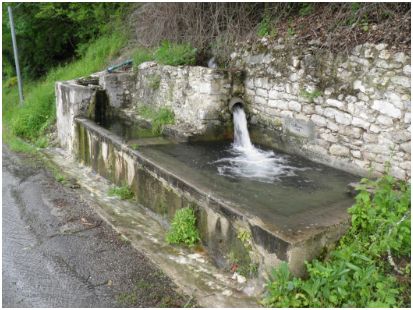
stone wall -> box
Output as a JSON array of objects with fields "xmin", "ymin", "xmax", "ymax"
[
  {"xmin": 130, "ymin": 62, "xmax": 243, "ymax": 134},
  {"xmin": 231, "ymin": 40, "xmax": 411, "ymax": 179}
]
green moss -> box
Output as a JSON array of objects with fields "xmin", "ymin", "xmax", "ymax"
[{"xmin": 147, "ymin": 74, "xmax": 161, "ymax": 90}]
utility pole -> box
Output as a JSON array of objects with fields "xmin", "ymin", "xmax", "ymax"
[{"xmin": 8, "ymin": 5, "xmax": 24, "ymax": 105}]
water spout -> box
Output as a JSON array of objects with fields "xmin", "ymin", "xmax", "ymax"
[{"xmin": 215, "ymin": 105, "xmax": 302, "ymax": 183}]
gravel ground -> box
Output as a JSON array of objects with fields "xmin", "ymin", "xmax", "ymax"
[{"xmin": 2, "ymin": 145, "xmax": 192, "ymax": 307}]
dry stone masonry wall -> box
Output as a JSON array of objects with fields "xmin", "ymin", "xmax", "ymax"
[
  {"xmin": 130, "ymin": 62, "xmax": 241, "ymax": 134},
  {"xmin": 231, "ymin": 40, "xmax": 411, "ymax": 179}
]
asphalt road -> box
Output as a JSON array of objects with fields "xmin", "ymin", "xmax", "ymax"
[{"xmin": 2, "ymin": 145, "xmax": 189, "ymax": 307}]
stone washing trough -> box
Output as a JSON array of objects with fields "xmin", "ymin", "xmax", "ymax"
[{"xmin": 56, "ymin": 64, "xmax": 357, "ymax": 279}]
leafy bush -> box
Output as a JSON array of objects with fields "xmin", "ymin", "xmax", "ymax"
[
  {"xmin": 262, "ymin": 174, "xmax": 411, "ymax": 308},
  {"xmin": 2, "ymin": 2, "xmax": 131, "ymax": 79},
  {"xmin": 108, "ymin": 185, "xmax": 134, "ymax": 200},
  {"xmin": 166, "ymin": 207, "xmax": 200, "ymax": 247},
  {"xmin": 257, "ymin": 15, "xmax": 272, "ymax": 37},
  {"xmin": 154, "ymin": 41, "xmax": 197, "ymax": 66}
]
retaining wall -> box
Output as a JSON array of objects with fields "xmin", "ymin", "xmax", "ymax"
[{"xmin": 230, "ymin": 40, "xmax": 411, "ymax": 179}]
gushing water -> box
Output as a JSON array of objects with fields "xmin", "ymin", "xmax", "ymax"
[{"xmin": 215, "ymin": 105, "xmax": 302, "ymax": 183}]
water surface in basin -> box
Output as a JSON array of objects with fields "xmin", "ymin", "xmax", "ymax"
[{"xmin": 139, "ymin": 140, "xmax": 357, "ymax": 235}]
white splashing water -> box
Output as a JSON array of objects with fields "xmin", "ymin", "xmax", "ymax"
[{"xmin": 215, "ymin": 105, "xmax": 301, "ymax": 183}]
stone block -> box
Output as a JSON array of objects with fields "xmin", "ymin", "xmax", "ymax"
[
  {"xmin": 376, "ymin": 115, "xmax": 393, "ymax": 126},
  {"xmin": 372, "ymin": 100, "xmax": 402, "ymax": 118},
  {"xmin": 352, "ymin": 117, "xmax": 370, "ymax": 130},
  {"xmin": 329, "ymin": 144, "xmax": 350, "ymax": 156},
  {"xmin": 351, "ymin": 150, "xmax": 362, "ymax": 158},
  {"xmin": 391, "ymin": 76, "xmax": 410, "ymax": 88},
  {"xmin": 288, "ymin": 101, "xmax": 302, "ymax": 112},
  {"xmin": 378, "ymin": 50, "xmax": 391, "ymax": 60},
  {"xmin": 268, "ymin": 99, "xmax": 288, "ymax": 110},
  {"xmin": 326, "ymin": 98, "xmax": 345, "ymax": 110},
  {"xmin": 256, "ymin": 88, "xmax": 268, "ymax": 98},
  {"xmin": 363, "ymin": 132, "xmax": 378, "ymax": 143},
  {"xmin": 254, "ymin": 96, "xmax": 267, "ymax": 105},
  {"xmin": 311, "ymin": 115, "xmax": 327, "ymax": 127},
  {"xmin": 393, "ymin": 52, "xmax": 407, "ymax": 63}
]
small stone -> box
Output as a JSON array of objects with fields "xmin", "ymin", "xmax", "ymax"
[
  {"xmin": 363, "ymin": 132, "xmax": 378, "ymax": 143},
  {"xmin": 404, "ymin": 113, "xmax": 410, "ymax": 124},
  {"xmin": 345, "ymin": 95, "xmax": 357, "ymax": 104},
  {"xmin": 326, "ymin": 120, "xmax": 339, "ymax": 132},
  {"xmin": 324, "ymin": 88, "xmax": 334, "ymax": 96},
  {"xmin": 376, "ymin": 115, "xmax": 393, "ymax": 126},
  {"xmin": 403, "ymin": 65, "xmax": 411, "ymax": 76},
  {"xmin": 352, "ymin": 117, "xmax": 370, "ymax": 130},
  {"xmin": 391, "ymin": 76, "xmax": 410, "ymax": 88},
  {"xmin": 329, "ymin": 144, "xmax": 350, "ymax": 156},
  {"xmin": 254, "ymin": 96, "xmax": 267, "ymax": 105},
  {"xmin": 378, "ymin": 50, "xmax": 391, "ymax": 60},
  {"xmin": 268, "ymin": 89, "xmax": 280, "ymax": 100},
  {"xmin": 393, "ymin": 52, "xmax": 407, "ymax": 63},
  {"xmin": 400, "ymin": 142, "xmax": 411, "ymax": 153},
  {"xmin": 311, "ymin": 115, "xmax": 327, "ymax": 127},
  {"xmin": 288, "ymin": 101, "xmax": 302, "ymax": 112},
  {"xmin": 320, "ymin": 132, "xmax": 338, "ymax": 143},
  {"xmin": 351, "ymin": 150, "xmax": 362, "ymax": 158},
  {"xmin": 268, "ymin": 99, "xmax": 288, "ymax": 110},
  {"xmin": 256, "ymin": 88, "xmax": 268, "ymax": 98},
  {"xmin": 326, "ymin": 98, "xmax": 345, "ymax": 109},
  {"xmin": 353, "ymin": 80, "xmax": 366, "ymax": 93},
  {"xmin": 335, "ymin": 111, "xmax": 352, "ymax": 125},
  {"xmin": 390, "ymin": 167, "xmax": 406, "ymax": 179},
  {"xmin": 369, "ymin": 124, "xmax": 381, "ymax": 133},
  {"xmin": 375, "ymin": 43, "xmax": 388, "ymax": 51}
]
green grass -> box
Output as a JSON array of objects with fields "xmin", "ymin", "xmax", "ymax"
[
  {"xmin": 138, "ymin": 105, "xmax": 175, "ymax": 135},
  {"xmin": 262, "ymin": 174, "xmax": 411, "ymax": 308},
  {"xmin": 3, "ymin": 32, "xmax": 127, "ymax": 150},
  {"xmin": 166, "ymin": 207, "xmax": 200, "ymax": 247},
  {"xmin": 108, "ymin": 185, "xmax": 134, "ymax": 200},
  {"xmin": 154, "ymin": 41, "xmax": 197, "ymax": 66},
  {"xmin": 132, "ymin": 47, "xmax": 154, "ymax": 68}
]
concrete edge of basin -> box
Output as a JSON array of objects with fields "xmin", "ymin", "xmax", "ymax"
[{"xmin": 74, "ymin": 117, "xmax": 353, "ymax": 277}]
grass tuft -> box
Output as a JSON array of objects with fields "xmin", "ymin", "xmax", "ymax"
[
  {"xmin": 154, "ymin": 41, "xmax": 197, "ymax": 66},
  {"xmin": 108, "ymin": 185, "xmax": 134, "ymax": 200},
  {"xmin": 166, "ymin": 207, "xmax": 200, "ymax": 247}
]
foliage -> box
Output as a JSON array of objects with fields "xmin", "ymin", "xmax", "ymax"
[
  {"xmin": 262, "ymin": 174, "xmax": 411, "ymax": 308},
  {"xmin": 2, "ymin": 2, "xmax": 131, "ymax": 79},
  {"xmin": 299, "ymin": 4, "xmax": 314, "ymax": 16},
  {"xmin": 3, "ymin": 33, "xmax": 126, "ymax": 144},
  {"xmin": 154, "ymin": 41, "xmax": 197, "ymax": 66},
  {"xmin": 132, "ymin": 48, "xmax": 154, "ymax": 68},
  {"xmin": 300, "ymin": 89, "xmax": 322, "ymax": 102},
  {"xmin": 108, "ymin": 185, "xmax": 134, "ymax": 200},
  {"xmin": 166, "ymin": 207, "xmax": 200, "ymax": 247},
  {"xmin": 138, "ymin": 106, "xmax": 175, "ymax": 135},
  {"xmin": 257, "ymin": 15, "xmax": 272, "ymax": 37}
]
